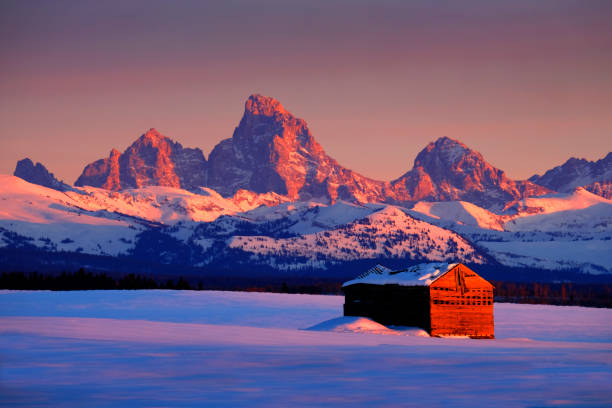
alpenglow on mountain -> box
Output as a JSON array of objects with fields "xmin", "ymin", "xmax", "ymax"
[
  {"xmin": 71, "ymin": 94, "xmax": 554, "ymax": 210},
  {"xmin": 529, "ymin": 153, "xmax": 612, "ymax": 199},
  {"xmin": 75, "ymin": 128, "xmax": 207, "ymax": 191},
  {"xmin": 207, "ymin": 94, "xmax": 391, "ymax": 203},
  {"xmin": 5, "ymin": 91, "xmax": 612, "ymax": 280},
  {"xmin": 390, "ymin": 137, "xmax": 550, "ymax": 210}
]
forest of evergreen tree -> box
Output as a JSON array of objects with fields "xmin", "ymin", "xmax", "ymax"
[{"xmin": 1, "ymin": 269, "xmax": 611, "ymax": 308}]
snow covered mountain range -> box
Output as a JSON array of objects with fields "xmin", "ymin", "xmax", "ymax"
[
  {"xmin": 72, "ymin": 95, "xmax": 552, "ymax": 210},
  {"xmin": 529, "ymin": 153, "xmax": 612, "ymax": 199},
  {"xmin": 3, "ymin": 94, "xmax": 611, "ymax": 280}
]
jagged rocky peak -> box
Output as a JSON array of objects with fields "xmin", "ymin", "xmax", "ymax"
[
  {"xmin": 415, "ymin": 136, "xmax": 498, "ymax": 172},
  {"xmin": 234, "ymin": 94, "xmax": 317, "ymax": 150},
  {"xmin": 205, "ymin": 96, "xmax": 551, "ymax": 209},
  {"xmin": 136, "ymin": 128, "xmax": 167, "ymax": 144},
  {"xmin": 391, "ymin": 136, "xmax": 550, "ymax": 211},
  {"xmin": 410, "ymin": 137, "xmax": 495, "ymax": 184},
  {"xmin": 207, "ymin": 94, "xmax": 386, "ymax": 202},
  {"xmin": 416, "ymin": 136, "xmax": 475, "ymax": 165},
  {"xmin": 244, "ymin": 94, "xmax": 287, "ymax": 117},
  {"xmin": 14, "ymin": 158, "xmax": 72, "ymax": 191},
  {"xmin": 71, "ymin": 96, "xmax": 555, "ymax": 209},
  {"xmin": 529, "ymin": 152, "xmax": 612, "ymax": 199},
  {"xmin": 75, "ymin": 128, "xmax": 207, "ymax": 191}
]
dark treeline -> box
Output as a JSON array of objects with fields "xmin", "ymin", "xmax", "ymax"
[
  {"xmin": 492, "ymin": 281, "xmax": 612, "ymax": 308},
  {"xmin": 0, "ymin": 269, "xmax": 176, "ymax": 290},
  {"xmin": 0, "ymin": 269, "xmax": 342, "ymax": 294},
  {"xmin": 1, "ymin": 270, "xmax": 611, "ymax": 308}
]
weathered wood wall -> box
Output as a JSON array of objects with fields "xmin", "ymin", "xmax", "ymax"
[
  {"xmin": 343, "ymin": 264, "xmax": 495, "ymax": 339},
  {"xmin": 429, "ymin": 265, "xmax": 494, "ymax": 338}
]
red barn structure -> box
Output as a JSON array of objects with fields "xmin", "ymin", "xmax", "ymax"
[{"xmin": 342, "ymin": 262, "xmax": 494, "ymax": 338}]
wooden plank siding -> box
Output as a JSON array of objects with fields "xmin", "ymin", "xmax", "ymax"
[
  {"xmin": 343, "ymin": 263, "xmax": 495, "ymax": 339},
  {"xmin": 429, "ymin": 264, "xmax": 494, "ymax": 338}
]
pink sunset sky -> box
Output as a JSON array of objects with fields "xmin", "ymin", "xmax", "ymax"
[{"xmin": 1, "ymin": 0, "xmax": 611, "ymax": 183}]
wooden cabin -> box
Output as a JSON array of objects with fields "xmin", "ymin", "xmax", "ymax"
[{"xmin": 342, "ymin": 262, "xmax": 494, "ymax": 338}]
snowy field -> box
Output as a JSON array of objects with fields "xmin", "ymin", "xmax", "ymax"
[{"xmin": 1, "ymin": 290, "xmax": 611, "ymax": 407}]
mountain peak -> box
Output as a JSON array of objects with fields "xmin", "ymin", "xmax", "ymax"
[
  {"xmin": 391, "ymin": 137, "xmax": 550, "ymax": 210},
  {"xmin": 142, "ymin": 128, "xmax": 163, "ymax": 139},
  {"xmin": 416, "ymin": 136, "xmax": 478, "ymax": 167},
  {"xmin": 70, "ymin": 95, "xmax": 556, "ymax": 209},
  {"xmin": 529, "ymin": 151, "xmax": 612, "ymax": 199},
  {"xmin": 14, "ymin": 158, "xmax": 71, "ymax": 191},
  {"xmin": 16, "ymin": 157, "xmax": 34, "ymax": 168},
  {"xmin": 135, "ymin": 128, "xmax": 169, "ymax": 147},
  {"xmin": 75, "ymin": 129, "xmax": 207, "ymax": 191},
  {"xmin": 207, "ymin": 94, "xmax": 386, "ymax": 202},
  {"xmin": 244, "ymin": 94, "xmax": 286, "ymax": 117},
  {"xmin": 565, "ymin": 157, "xmax": 589, "ymax": 166},
  {"xmin": 433, "ymin": 136, "xmax": 465, "ymax": 147}
]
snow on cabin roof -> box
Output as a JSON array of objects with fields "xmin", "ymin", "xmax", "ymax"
[{"xmin": 342, "ymin": 262, "xmax": 458, "ymax": 288}]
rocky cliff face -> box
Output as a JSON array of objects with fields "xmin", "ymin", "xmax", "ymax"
[
  {"xmin": 391, "ymin": 137, "xmax": 550, "ymax": 210},
  {"xmin": 207, "ymin": 94, "xmax": 390, "ymax": 202},
  {"xmin": 529, "ymin": 153, "xmax": 612, "ymax": 199},
  {"xmin": 14, "ymin": 158, "xmax": 72, "ymax": 191},
  {"xmin": 75, "ymin": 129, "xmax": 207, "ymax": 191},
  {"xmin": 72, "ymin": 96, "xmax": 553, "ymax": 209}
]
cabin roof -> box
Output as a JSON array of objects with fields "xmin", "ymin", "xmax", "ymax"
[{"xmin": 342, "ymin": 262, "xmax": 459, "ymax": 288}]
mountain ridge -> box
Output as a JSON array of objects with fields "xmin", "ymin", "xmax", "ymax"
[
  {"xmin": 1, "ymin": 174, "xmax": 610, "ymax": 279},
  {"xmin": 390, "ymin": 136, "xmax": 550, "ymax": 210},
  {"xmin": 65, "ymin": 94, "xmax": 559, "ymax": 210},
  {"xmin": 14, "ymin": 158, "xmax": 73, "ymax": 192},
  {"xmin": 74, "ymin": 128, "xmax": 207, "ymax": 191},
  {"xmin": 207, "ymin": 94, "xmax": 392, "ymax": 203},
  {"xmin": 4, "ymin": 94, "xmax": 612, "ymax": 281},
  {"xmin": 529, "ymin": 153, "xmax": 612, "ymax": 199}
]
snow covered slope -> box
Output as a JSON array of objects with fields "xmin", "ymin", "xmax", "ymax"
[
  {"xmin": 513, "ymin": 187, "xmax": 611, "ymax": 215},
  {"xmin": 0, "ymin": 175, "xmax": 485, "ymax": 273},
  {"xmin": 402, "ymin": 189, "xmax": 612, "ymax": 275},
  {"xmin": 238, "ymin": 200, "xmax": 380, "ymax": 235},
  {"xmin": 0, "ymin": 175, "xmax": 141, "ymax": 256},
  {"xmin": 228, "ymin": 206, "xmax": 485, "ymax": 270},
  {"xmin": 3, "ymin": 173, "xmax": 291, "ymax": 224},
  {"xmin": 505, "ymin": 202, "xmax": 612, "ymax": 233},
  {"xmin": 408, "ymin": 188, "xmax": 611, "ymax": 232},
  {"xmin": 409, "ymin": 200, "xmax": 506, "ymax": 230},
  {"xmin": 1, "ymin": 290, "xmax": 610, "ymax": 407},
  {"xmin": 529, "ymin": 152, "xmax": 612, "ymax": 199},
  {"xmin": 490, "ymin": 189, "xmax": 612, "ymax": 273},
  {"xmin": 1, "ymin": 173, "xmax": 611, "ymax": 278},
  {"xmin": 66, "ymin": 185, "xmax": 289, "ymax": 224},
  {"xmin": 305, "ymin": 316, "xmax": 430, "ymax": 336}
]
